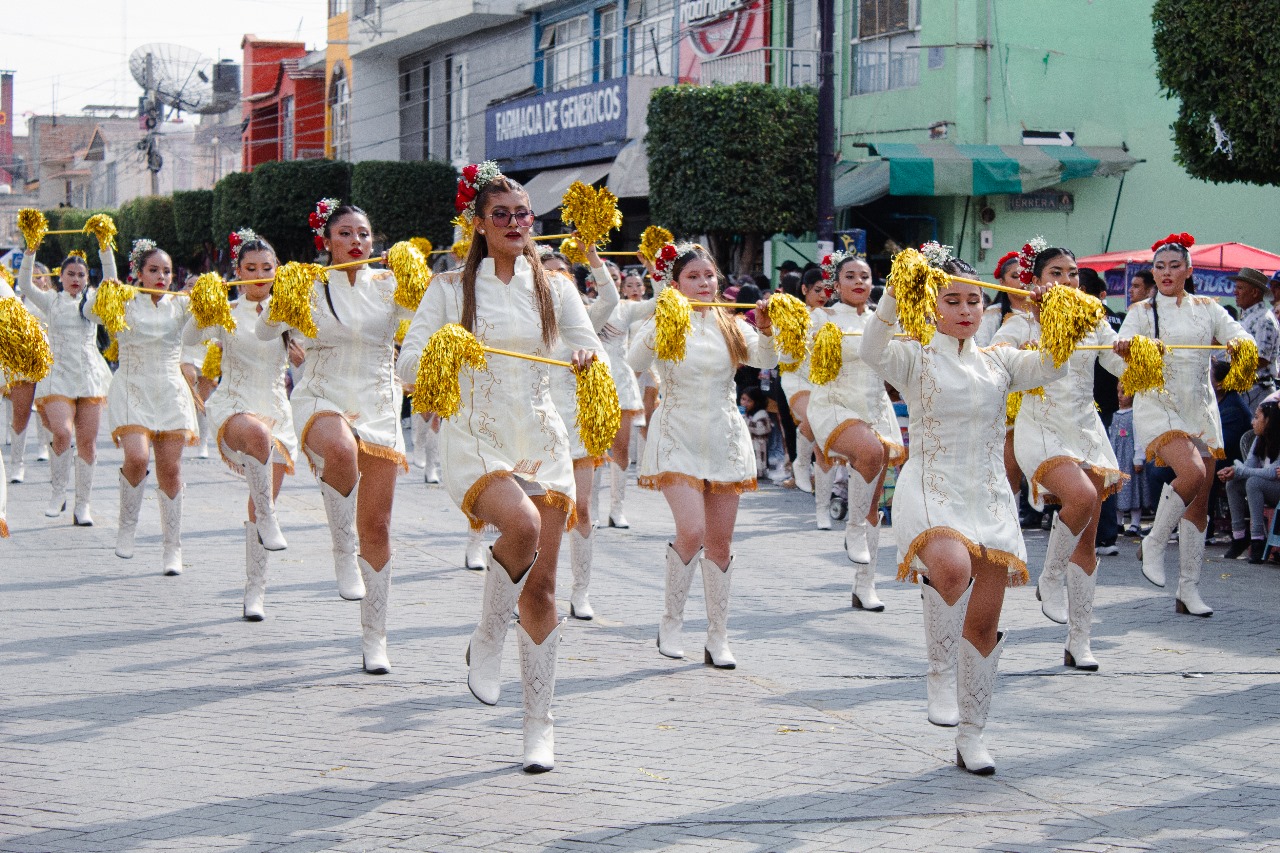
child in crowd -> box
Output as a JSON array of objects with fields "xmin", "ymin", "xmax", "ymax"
[
  {"xmin": 741, "ymin": 386, "xmax": 772, "ymax": 479},
  {"xmin": 1108, "ymin": 390, "xmax": 1146, "ymax": 535}
]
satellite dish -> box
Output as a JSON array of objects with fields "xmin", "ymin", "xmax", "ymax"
[{"xmin": 129, "ymin": 43, "xmax": 237, "ymax": 116}]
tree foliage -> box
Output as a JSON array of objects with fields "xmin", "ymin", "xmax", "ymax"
[
  {"xmin": 172, "ymin": 189, "xmax": 214, "ymax": 268},
  {"xmin": 647, "ymin": 83, "xmax": 818, "ymax": 240},
  {"xmin": 352, "ymin": 160, "xmax": 458, "ymax": 248},
  {"xmin": 250, "ymin": 160, "xmax": 353, "ymax": 261},
  {"xmin": 212, "ymin": 171, "xmax": 255, "ymax": 248},
  {"xmin": 1153, "ymin": 0, "xmax": 1280, "ymax": 185}
]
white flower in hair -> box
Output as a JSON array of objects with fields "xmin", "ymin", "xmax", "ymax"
[
  {"xmin": 129, "ymin": 238, "xmax": 157, "ymax": 279},
  {"xmin": 919, "ymin": 241, "xmax": 954, "ymax": 268}
]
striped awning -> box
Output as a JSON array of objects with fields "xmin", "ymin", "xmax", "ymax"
[{"xmin": 835, "ymin": 143, "xmax": 1141, "ymax": 207}]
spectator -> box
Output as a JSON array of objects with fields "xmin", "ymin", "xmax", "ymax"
[
  {"xmin": 740, "ymin": 386, "xmax": 772, "ymax": 478},
  {"xmin": 1227, "ymin": 268, "xmax": 1280, "ymax": 408},
  {"xmin": 1128, "ymin": 269, "xmax": 1155, "ymax": 306},
  {"xmin": 1109, "ymin": 390, "xmax": 1147, "ymax": 536},
  {"xmin": 1220, "ymin": 400, "xmax": 1280, "ymax": 562}
]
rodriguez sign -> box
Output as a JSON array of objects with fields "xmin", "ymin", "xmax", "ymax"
[{"xmin": 487, "ymin": 79, "xmax": 628, "ymax": 162}]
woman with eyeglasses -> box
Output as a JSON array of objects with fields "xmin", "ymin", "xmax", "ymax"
[
  {"xmin": 256, "ymin": 201, "xmax": 411, "ymax": 676},
  {"xmin": 781, "ymin": 268, "xmax": 835, "ymax": 526},
  {"xmin": 397, "ymin": 164, "xmax": 605, "ymax": 773}
]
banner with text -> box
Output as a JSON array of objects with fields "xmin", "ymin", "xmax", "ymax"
[{"xmin": 486, "ymin": 79, "xmax": 629, "ymax": 162}]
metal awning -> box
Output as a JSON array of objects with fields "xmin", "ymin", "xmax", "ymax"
[
  {"xmin": 835, "ymin": 143, "xmax": 1141, "ymax": 206},
  {"xmin": 521, "ymin": 162, "xmax": 613, "ymax": 215},
  {"xmin": 608, "ymin": 139, "xmax": 649, "ymax": 199}
]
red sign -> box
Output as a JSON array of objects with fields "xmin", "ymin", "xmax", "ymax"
[{"xmin": 678, "ymin": 0, "xmax": 768, "ymax": 83}]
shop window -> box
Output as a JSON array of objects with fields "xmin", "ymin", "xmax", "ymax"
[
  {"xmin": 626, "ymin": 0, "xmax": 673, "ymax": 77},
  {"xmin": 852, "ymin": 0, "xmax": 920, "ymax": 94},
  {"xmin": 543, "ymin": 14, "xmax": 592, "ymax": 91},
  {"xmin": 330, "ymin": 66, "xmax": 351, "ymax": 160},
  {"xmin": 599, "ymin": 5, "xmax": 622, "ymax": 80}
]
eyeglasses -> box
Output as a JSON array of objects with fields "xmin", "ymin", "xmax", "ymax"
[{"xmin": 486, "ymin": 210, "xmax": 536, "ymax": 227}]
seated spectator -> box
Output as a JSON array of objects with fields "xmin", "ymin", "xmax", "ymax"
[{"xmin": 1220, "ymin": 400, "xmax": 1280, "ymax": 562}]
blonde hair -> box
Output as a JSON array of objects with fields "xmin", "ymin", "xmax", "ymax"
[{"xmin": 671, "ymin": 244, "xmax": 748, "ymax": 367}]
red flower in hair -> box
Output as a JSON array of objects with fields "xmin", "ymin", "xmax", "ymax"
[
  {"xmin": 1151, "ymin": 232, "xmax": 1196, "ymax": 252},
  {"xmin": 314, "ymin": 235, "xmax": 326, "ymax": 252},
  {"xmin": 462, "ymin": 163, "xmax": 479, "ymax": 183},
  {"xmin": 454, "ymin": 184, "xmax": 477, "ymax": 213},
  {"xmin": 308, "ymin": 212, "xmax": 323, "ymax": 229},
  {"xmin": 228, "ymin": 232, "xmax": 241, "ymax": 249},
  {"xmin": 993, "ymin": 250, "xmax": 1019, "ymax": 281}
]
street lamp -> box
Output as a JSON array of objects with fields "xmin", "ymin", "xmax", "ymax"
[{"xmin": 210, "ymin": 135, "xmax": 221, "ymax": 182}]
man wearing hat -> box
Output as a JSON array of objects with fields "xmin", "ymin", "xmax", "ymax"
[{"xmin": 1230, "ymin": 268, "xmax": 1280, "ymax": 407}]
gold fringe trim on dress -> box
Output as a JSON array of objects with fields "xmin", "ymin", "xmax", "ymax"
[
  {"xmin": 461, "ymin": 469, "xmax": 516, "ymax": 530},
  {"xmin": 898, "ymin": 527, "xmax": 1029, "ymax": 587},
  {"xmin": 573, "ymin": 455, "xmax": 606, "ymax": 471},
  {"xmin": 1144, "ymin": 429, "xmax": 1223, "ymax": 467},
  {"xmin": 1029, "ymin": 458, "xmax": 1127, "ymax": 505},
  {"xmin": 357, "ymin": 438, "xmax": 409, "ymax": 472},
  {"xmin": 0, "ymin": 517, "xmax": 8, "ymax": 538},
  {"xmin": 1029, "ymin": 455, "xmax": 1081, "ymax": 507},
  {"xmin": 532, "ymin": 489, "xmax": 578, "ymax": 532},
  {"xmin": 1100, "ymin": 468, "xmax": 1129, "ymax": 501},
  {"xmin": 821, "ymin": 419, "xmax": 908, "ymax": 468},
  {"xmin": 111, "ymin": 425, "xmax": 198, "ymax": 447},
  {"xmin": 621, "ymin": 408, "xmax": 643, "ymax": 417},
  {"xmin": 637, "ymin": 471, "xmax": 757, "ymax": 494},
  {"xmin": 215, "ymin": 417, "xmax": 296, "ymax": 476},
  {"xmin": 35, "ymin": 394, "xmax": 106, "ymax": 413}
]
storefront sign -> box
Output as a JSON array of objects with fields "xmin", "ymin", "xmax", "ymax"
[
  {"xmin": 678, "ymin": 0, "xmax": 766, "ymax": 82},
  {"xmin": 486, "ymin": 78, "xmax": 628, "ymax": 162},
  {"xmin": 1007, "ymin": 190, "xmax": 1073, "ymax": 213},
  {"xmin": 1108, "ymin": 261, "xmax": 1239, "ymax": 302}
]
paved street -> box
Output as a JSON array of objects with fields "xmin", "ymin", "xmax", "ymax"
[{"xmin": 4, "ymin": 436, "xmax": 1280, "ymax": 852}]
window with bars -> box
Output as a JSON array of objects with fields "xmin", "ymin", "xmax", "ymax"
[
  {"xmin": 626, "ymin": 0, "xmax": 673, "ymax": 78},
  {"xmin": 541, "ymin": 14, "xmax": 592, "ymax": 91},
  {"xmin": 448, "ymin": 54, "xmax": 468, "ymax": 168},
  {"xmin": 852, "ymin": 0, "xmax": 920, "ymax": 94},
  {"xmin": 599, "ymin": 5, "xmax": 622, "ymax": 80},
  {"xmin": 330, "ymin": 68, "xmax": 351, "ymax": 160}
]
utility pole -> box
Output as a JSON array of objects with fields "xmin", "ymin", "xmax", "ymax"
[
  {"xmin": 138, "ymin": 53, "xmax": 163, "ymax": 196},
  {"xmin": 816, "ymin": 0, "xmax": 836, "ymax": 247}
]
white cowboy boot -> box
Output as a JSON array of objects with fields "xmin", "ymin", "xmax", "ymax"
[
  {"xmin": 844, "ymin": 471, "xmax": 878, "ymax": 564},
  {"xmin": 411, "ymin": 415, "xmax": 427, "ymax": 469},
  {"xmin": 115, "ymin": 471, "xmax": 146, "ymax": 559},
  {"xmin": 955, "ymin": 633, "xmax": 1005, "ymax": 775},
  {"xmin": 517, "ymin": 619, "xmax": 564, "ymax": 773},
  {"xmin": 195, "ymin": 409, "xmax": 209, "ymax": 459},
  {"xmin": 608, "ymin": 461, "xmax": 629, "ymax": 528},
  {"xmin": 852, "ymin": 513, "xmax": 884, "ymax": 611},
  {"xmin": 657, "ymin": 544, "xmax": 699, "ymax": 659},
  {"xmin": 1175, "ymin": 518, "xmax": 1213, "ymax": 617},
  {"xmin": 464, "ymin": 528, "xmax": 486, "ymax": 570},
  {"xmin": 1037, "ymin": 514, "xmax": 1081, "ymax": 625},
  {"xmin": 319, "ymin": 475, "xmax": 364, "ymax": 600},
  {"xmin": 466, "ymin": 549, "xmax": 531, "ymax": 705},
  {"xmin": 422, "ymin": 423, "xmax": 441, "ymax": 484},
  {"xmin": 1141, "ymin": 484, "xmax": 1186, "ymax": 587},
  {"xmin": 8, "ymin": 427, "xmax": 27, "ymax": 483},
  {"xmin": 921, "ymin": 578, "xmax": 969, "ymax": 727},
  {"xmin": 34, "ymin": 422, "xmax": 49, "ymax": 461},
  {"xmin": 243, "ymin": 521, "xmax": 268, "ymax": 621},
  {"xmin": 701, "ymin": 555, "xmax": 736, "ymax": 669},
  {"xmin": 814, "ymin": 463, "xmax": 834, "ymax": 530},
  {"xmin": 1064, "ymin": 562, "xmax": 1098, "ymax": 670},
  {"xmin": 158, "ymin": 488, "xmax": 184, "ymax": 576},
  {"xmin": 568, "ymin": 528, "xmax": 594, "ymax": 620},
  {"xmin": 793, "ymin": 433, "xmax": 814, "ymax": 493},
  {"xmin": 45, "ymin": 446, "xmax": 72, "ymax": 517},
  {"xmin": 73, "ymin": 456, "xmax": 95, "ymax": 526},
  {"xmin": 237, "ymin": 452, "xmax": 286, "ymax": 552},
  {"xmin": 359, "ymin": 557, "xmax": 392, "ymax": 674}
]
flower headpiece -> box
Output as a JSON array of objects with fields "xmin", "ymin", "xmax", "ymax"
[
  {"xmin": 821, "ymin": 250, "xmax": 853, "ymax": 281},
  {"xmin": 651, "ymin": 241, "xmax": 686, "ymax": 289},
  {"xmin": 992, "ymin": 250, "xmax": 1020, "ymax": 281},
  {"xmin": 129, "ymin": 238, "xmax": 157, "ymax": 280},
  {"xmin": 1151, "ymin": 232, "xmax": 1195, "ymax": 253},
  {"xmin": 919, "ymin": 241, "xmax": 954, "ymax": 268},
  {"xmin": 228, "ymin": 228, "xmax": 259, "ymax": 266},
  {"xmin": 67, "ymin": 249, "xmax": 88, "ymax": 262},
  {"xmin": 536, "ymin": 244, "xmax": 555, "ymax": 261},
  {"xmin": 455, "ymin": 161, "xmax": 504, "ymax": 222},
  {"xmin": 1017, "ymin": 236, "xmax": 1049, "ymax": 285},
  {"xmin": 308, "ymin": 198, "xmax": 341, "ymax": 252}
]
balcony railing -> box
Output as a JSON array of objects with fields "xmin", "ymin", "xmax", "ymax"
[
  {"xmin": 700, "ymin": 48, "xmax": 819, "ymax": 88},
  {"xmin": 853, "ymin": 44, "xmax": 919, "ymax": 94}
]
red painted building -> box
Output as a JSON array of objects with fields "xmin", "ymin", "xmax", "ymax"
[{"xmin": 241, "ymin": 36, "xmax": 326, "ymax": 169}]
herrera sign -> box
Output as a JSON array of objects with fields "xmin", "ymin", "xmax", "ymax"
[{"xmin": 487, "ymin": 79, "xmax": 628, "ymax": 164}]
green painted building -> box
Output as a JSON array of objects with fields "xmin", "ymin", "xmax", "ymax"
[{"xmin": 833, "ymin": 0, "xmax": 1280, "ymax": 268}]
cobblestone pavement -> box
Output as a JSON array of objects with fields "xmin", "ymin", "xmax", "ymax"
[{"xmin": 3, "ymin": 437, "xmax": 1280, "ymax": 852}]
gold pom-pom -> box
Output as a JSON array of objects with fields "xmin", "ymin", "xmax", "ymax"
[
  {"xmin": 409, "ymin": 237, "xmax": 433, "ymax": 257},
  {"xmin": 1005, "ymin": 392, "xmax": 1022, "ymax": 426},
  {"xmin": 84, "ymin": 214, "xmax": 117, "ymax": 252},
  {"xmin": 201, "ymin": 341, "xmax": 222, "ymax": 380},
  {"xmin": 766, "ymin": 292, "xmax": 812, "ymax": 362},
  {"xmin": 412, "ymin": 323, "xmax": 488, "ymax": 418},
  {"xmin": 561, "ymin": 181, "xmax": 622, "ymax": 247},
  {"xmin": 17, "ymin": 209, "xmax": 48, "ymax": 251},
  {"xmin": 778, "ymin": 359, "xmax": 801, "ymax": 374},
  {"xmin": 808, "ymin": 322, "xmax": 844, "ymax": 385},
  {"xmin": 1119, "ymin": 335, "xmax": 1165, "ymax": 395},
  {"xmin": 887, "ymin": 248, "xmax": 937, "ymax": 345},
  {"xmin": 395, "ymin": 318, "xmax": 411, "ymax": 344},
  {"xmin": 451, "ymin": 214, "xmax": 473, "ymax": 260},
  {"xmin": 1039, "ymin": 286, "xmax": 1106, "ymax": 367},
  {"xmin": 560, "ymin": 238, "xmax": 589, "ymax": 266},
  {"xmin": 92, "ymin": 278, "xmax": 137, "ymax": 335},
  {"xmin": 190, "ymin": 272, "xmax": 235, "ymax": 331},
  {"xmin": 388, "ymin": 241, "xmax": 432, "ymax": 311},
  {"xmin": 103, "ymin": 335, "xmax": 118, "ymax": 362},
  {"xmin": 1222, "ymin": 337, "xmax": 1260, "ymax": 393},
  {"xmin": 0, "ymin": 297, "xmax": 53, "ymax": 381},
  {"xmin": 575, "ymin": 358, "xmax": 622, "ymax": 458},
  {"xmin": 639, "ymin": 226, "xmax": 674, "ymax": 264},
  {"xmin": 268, "ymin": 262, "xmax": 323, "ymax": 338},
  {"xmin": 0, "ymin": 266, "xmax": 13, "ymax": 290},
  {"xmin": 654, "ymin": 287, "xmax": 692, "ymax": 362}
]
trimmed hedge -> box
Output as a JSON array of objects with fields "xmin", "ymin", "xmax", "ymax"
[
  {"xmin": 351, "ymin": 160, "xmax": 458, "ymax": 248},
  {"xmin": 250, "ymin": 160, "xmax": 353, "ymax": 261},
  {"xmin": 172, "ymin": 189, "xmax": 214, "ymax": 268}
]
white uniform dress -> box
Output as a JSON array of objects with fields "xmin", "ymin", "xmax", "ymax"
[
  {"xmin": 86, "ymin": 283, "xmax": 199, "ymax": 446},
  {"xmin": 260, "ymin": 268, "xmax": 411, "ymax": 469},
  {"xmin": 18, "ymin": 251, "xmax": 112, "ymax": 409},
  {"xmin": 397, "ymin": 256, "xmax": 606, "ymax": 529},
  {"xmin": 992, "ymin": 312, "xmax": 1128, "ymax": 509},
  {"xmin": 1117, "ymin": 293, "xmax": 1251, "ymax": 464},
  {"xmin": 779, "ymin": 305, "xmax": 822, "ymax": 408},
  {"xmin": 599, "ymin": 281, "xmax": 663, "ymax": 413},
  {"xmin": 628, "ymin": 309, "xmax": 779, "ymax": 492},
  {"xmin": 184, "ymin": 298, "xmax": 298, "ymax": 473},
  {"xmin": 861, "ymin": 294, "xmax": 1066, "ymax": 584},
  {"xmin": 547, "ymin": 266, "xmax": 617, "ymax": 463},
  {"xmin": 806, "ymin": 301, "xmax": 906, "ymax": 466}
]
